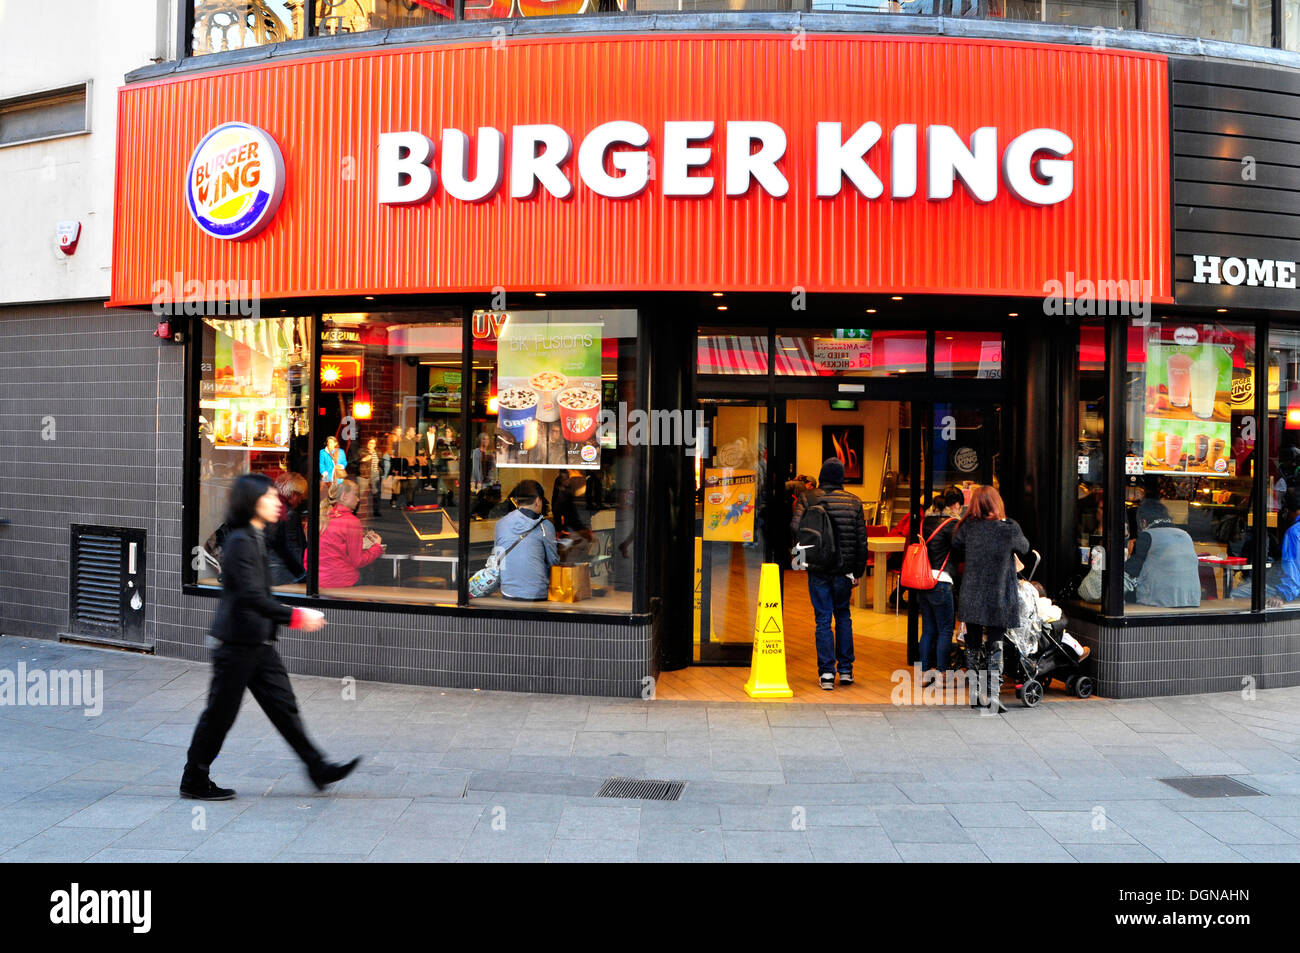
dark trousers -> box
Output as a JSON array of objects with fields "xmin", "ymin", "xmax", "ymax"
[
  {"xmin": 916, "ymin": 582, "xmax": 955, "ymax": 671},
  {"xmin": 808, "ymin": 572, "xmax": 854, "ymax": 676},
  {"xmin": 186, "ymin": 640, "xmax": 324, "ymax": 774},
  {"xmin": 965, "ymin": 623, "xmax": 1005, "ymax": 702}
]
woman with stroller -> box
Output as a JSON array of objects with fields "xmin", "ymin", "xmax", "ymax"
[
  {"xmin": 952, "ymin": 485, "xmax": 1030, "ymax": 714},
  {"xmin": 915, "ymin": 486, "xmax": 965, "ymax": 689}
]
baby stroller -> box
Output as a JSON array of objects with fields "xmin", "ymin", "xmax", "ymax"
[{"xmin": 1003, "ymin": 551, "xmax": 1094, "ymax": 707}]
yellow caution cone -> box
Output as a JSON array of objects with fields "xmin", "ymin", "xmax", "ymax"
[{"xmin": 743, "ymin": 563, "xmax": 793, "ymax": 698}]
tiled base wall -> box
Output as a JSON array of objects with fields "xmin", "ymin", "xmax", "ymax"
[
  {"xmin": 156, "ymin": 596, "xmax": 653, "ymax": 698},
  {"xmin": 1071, "ymin": 616, "xmax": 1300, "ymax": 698},
  {"xmin": 1, "ymin": 303, "xmax": 652, "ymax": 698}
]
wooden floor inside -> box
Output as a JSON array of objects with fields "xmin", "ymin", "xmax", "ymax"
[{"xmin": 658, "ymin": 551, "xmax": 1084, "ymax": 705}]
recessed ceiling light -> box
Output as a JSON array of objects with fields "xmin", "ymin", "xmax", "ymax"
[
  {"xmin": 865, "ymin": 308, "xmax": 877, "ymax": 314},
  {"xmin": 717, "ymin": 305, "xmax": 728, "ymax": 311},
  {"xmin": 1216, "ymin": 308, "xmax": 1227, "ymax": 313},
  {"xmin": 712, "ymin": 292, "xmax": 724, "ymax": 297},
  {"xmin": 1008, "ymin": 312, "xmax": 1019, "ymax": 317},
  {"xmin": 891, "ymin": 296, "xmax": 903, "ymax": 301},
  {"xmin": 535, "ymin": 292, "xmax": 547, "ymax": 297},
  {"xmin": 945, "ymin": 336, "xmax": 954, "ymax": 340}
]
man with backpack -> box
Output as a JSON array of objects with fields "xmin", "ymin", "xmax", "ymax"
[{"xmin": 790, "ymin": 457, "xmax": 868, "ymax": 690}]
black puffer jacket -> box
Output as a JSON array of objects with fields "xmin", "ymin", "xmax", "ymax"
[
  {"xmin": 791, "ymin": 487, "xmax": 868, "ymax": 578},
  {"xmin": 951, "ymin": 517, "xmax": 1031, "ymax": 628}
]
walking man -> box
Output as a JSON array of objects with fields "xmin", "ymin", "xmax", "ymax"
[{"xmin": 791, "ymin": 457, "xmax": 868, "ymax": 690}]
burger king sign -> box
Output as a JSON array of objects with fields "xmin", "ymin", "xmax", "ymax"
[{"xmin": 185, "ymin": 123, "xmax": 285, "ymax": 240}]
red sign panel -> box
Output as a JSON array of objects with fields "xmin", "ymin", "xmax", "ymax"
[{"xmin": 110, "ymin": 34, "xmax": 1171, "ymax": 306}]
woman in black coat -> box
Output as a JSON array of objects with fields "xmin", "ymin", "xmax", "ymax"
[
  {"xmin": 181, "ymin": 473, "xmax": 361, "ymax": 800},
  {"xmin": 952, "ymin": 485, "xmax": 1030, "ymax": 714}
]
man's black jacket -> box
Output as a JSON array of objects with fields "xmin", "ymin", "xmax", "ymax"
[
  {"xmin": 212, "ymin": 526, "xmax": 294, "ymax": 645},
  {"xmin": 791, "ymin": 485, "xmax": 868, "ymax": 578}
]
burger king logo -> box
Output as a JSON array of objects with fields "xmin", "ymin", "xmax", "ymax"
[{"xmin": 186, "ymin": 123, "xmax": 285, "ymax": 240}]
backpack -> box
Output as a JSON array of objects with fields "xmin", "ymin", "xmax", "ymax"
[
  {"xmin": 901, "ymin": 517, "xmax": 955, "ymax": 590},
  {"xmin": 791, "ymin": 492, "xmax": 840, "ymax": 573}
]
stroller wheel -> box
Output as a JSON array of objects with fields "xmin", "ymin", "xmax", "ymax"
[
  {"xmin": 1071, "ymin": 675, "xmax": 1094, "ymax": 699},
  {"xmin": 1020, "ymin": 679, "xmax": 1043, "ymax": 708}
]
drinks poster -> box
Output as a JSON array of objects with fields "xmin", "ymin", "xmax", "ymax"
[
  {"xmin": 1141, "ymin": 326, "xmax": 1233, "ymax": 476},
  {"xmin": 496, "ymin": 323, "xmax": 603, "ymax": 469},
  {"xmin": 703, "ymin": 469, "xmax": 757, "ymax": 542}
]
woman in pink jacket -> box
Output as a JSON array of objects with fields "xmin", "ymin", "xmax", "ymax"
[{"xmin": 318, "ymin": 479, "xmax": 384, "ymax": 588}]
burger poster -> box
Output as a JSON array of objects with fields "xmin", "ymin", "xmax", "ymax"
[
  {"xmin": 1141, "ymin": 325, "xmax": 1234, "ymax": 476},
  {"xmin": 496, "ymin": 323, "xmax": 603, "ymax": 469}
]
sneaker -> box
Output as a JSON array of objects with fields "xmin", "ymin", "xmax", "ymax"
[
  {"xmin": 819, "ymin": 673, "xmax": 835, "ymax": 691},
  {"xmin": 838, "ymin": 671, "xmax": 853, "ymax": 685}
]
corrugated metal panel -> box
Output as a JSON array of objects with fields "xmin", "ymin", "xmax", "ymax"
[{"xmin": 110, "ymin": 34, "xmax": 1171, "ymax": 305}]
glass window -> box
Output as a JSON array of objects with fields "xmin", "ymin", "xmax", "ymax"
[
  {"xmin": 467, "ymin": 309, "xmax": 638, "ymax": 612},
  {"xmin": 1146, "ymin": 0, "xmax": 1273, "ymax": 46},
  {"xmin": 196, "ymin": 315, "xmax": 314, "ymax": 592},
  {"xmin": 1262, "ymin": 329, "xmax": 1300, "ymax": 609},
  {"xmin": 314, "ymin": 310, "xmax": 462, "ymax": 605},
  {"xmin": 935, "ymin": 331, "xmax": 1002, "ymax": 379},
  {"xmin": 1124, "ymin": 318, "xmax": 1255, "ymax": 615},
  {"xmin": 315, "ymin": 0, "xmax": 452, "ymax": 35},
  {"xmin": 697, "ymin": 327, "xmax": 769, "ymax": 376},
  {"xmin": 1287, "ymin": 0, "xmax": 1300, "ymax": 49},
  {"xmin": 776, "ymin": 329, "xmax": 926, "ymax": 378},
  {"xmin": 192, "ymin": 1, "xmax": 305, "ymax": 55},
  {"xmin": 1072, "ymin": 323, "xmax": 1105, "ymax": 609},
  {"xmin": 0, "ymin": 85, "xmax": 88, "ymax": 148},
  {"xmin": 463, "ymin": 0, "xmax": 626, "ymax": 20}
]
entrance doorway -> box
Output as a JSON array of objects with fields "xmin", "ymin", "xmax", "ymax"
[{"xmin": 681, "ymin": 390, "xmax": 1006, "ymax": 700}]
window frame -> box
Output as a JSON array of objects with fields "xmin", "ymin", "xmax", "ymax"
[
  {"xmin": 182, "ymin": 302, "xmax": 649, "ymax": 622},
  {"xmin": 0, "ymin": 82, "xmax": 91, "ymax": 149}
]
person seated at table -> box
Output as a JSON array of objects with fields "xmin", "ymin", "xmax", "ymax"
[
  {"xmin": 1123, "ymin": 500, "xmax": 1201, "ymax": 608},
  {"xmin": 1231, "ymin": 489, "xmax": 1300, "ymax": 608},
  {"xmin": 496, "ymin": 480, "xmax": 558, "ymax": 602},
  {"xmin": 318, "ymin": 479, "xmax": 385, "ymax": 588},
  {"xmin": 552, "ymin": 470, "xmax": 594, "ymax": 562}
]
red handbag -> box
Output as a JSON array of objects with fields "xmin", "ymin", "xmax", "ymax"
[{"xmin": 901, "ymin": 518, "xmax": 955, "ymax": 590}]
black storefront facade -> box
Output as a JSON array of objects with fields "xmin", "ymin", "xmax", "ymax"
[{"xmin": 3, "ymin": 14, "xmax": 1299, "ymax": 700}]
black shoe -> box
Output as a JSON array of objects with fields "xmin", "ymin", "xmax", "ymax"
[
  {"xmin": 819, "ymin": 673, "xmax": 835, "ymax": 691},
  {"xmin": 309, "ymin": 756, "xmax": 362, "ymax": 791},
  {"xmin": 179, "ymin": 772, "xmax": 236, "ymax": 801},
  {"xmin": 838, "ymin": 672, "xmax": 853, "ymax": 685}
]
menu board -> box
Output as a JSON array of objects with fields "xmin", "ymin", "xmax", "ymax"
[
  {"xmin": 201, "ymin": 317, "xmax": 304, "ymax": 453},
  {"xmin": 1141, "ymin": 326, "xmax": 1234, "ymax": 476},
  {"xmin": 496, "ymin": 323, "xmax": 602, "ymax": 470},
  {"xmin": 703, "ymin": 468, "xmax": 757, "ymax": 542}
]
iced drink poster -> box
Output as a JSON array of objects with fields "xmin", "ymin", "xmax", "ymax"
[
  {"xmin": 1142, "ymin": 325, "xmax": 1233, "ymax": 475},
  {"xmin": 702, "ymin": 469, "xmax": 757, "ymax": 542},
  {"xmin": 496, "ymin": 322, "xmax": 603, "ymax": 470}
]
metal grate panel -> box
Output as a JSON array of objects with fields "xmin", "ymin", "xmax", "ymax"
[
  {"xmin": 596, "ymin": 777, "xmax": 686, "ymax": 801},
  {"xmin": 72, "ymin": 533, "xmax": 124, "ymax": 631},
  {"xmin": 1158, "ymin": 776, "xmax": 1264, "ymax": 798}
]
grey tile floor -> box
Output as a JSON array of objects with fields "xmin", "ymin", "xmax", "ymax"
[{"xmin": 2, "ymin": 636, "xmax": 1299, "ymax": 862}]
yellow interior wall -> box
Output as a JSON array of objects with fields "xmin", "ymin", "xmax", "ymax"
[{"xmin": 789, "ymin": 399, "xmax": 897, "ymax": 522}]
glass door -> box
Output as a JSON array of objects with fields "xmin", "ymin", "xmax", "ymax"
[{"xmin": 695, "ymin": 398, "xmax": 772, "ymax": 663}]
